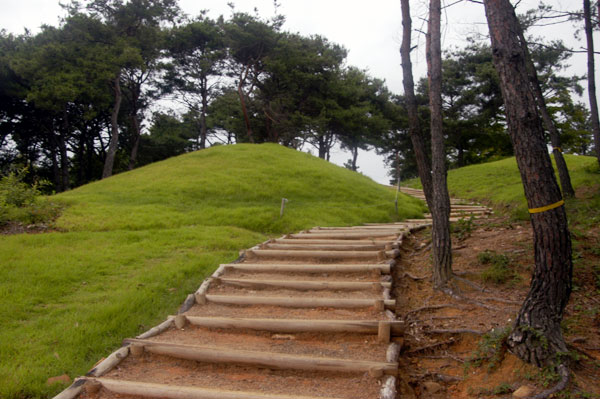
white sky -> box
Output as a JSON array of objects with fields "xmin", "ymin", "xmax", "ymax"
[{"xmin": 0, "ymin": 0, "xmax": 594, "ymax": 184}]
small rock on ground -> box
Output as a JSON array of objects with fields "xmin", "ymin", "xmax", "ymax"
[{"xmin": 513, "ymin": 385, "xmax": 535, "ymax": 398}]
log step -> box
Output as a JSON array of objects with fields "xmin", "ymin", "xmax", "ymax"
[
  {"xmin": 180, "ymin": 316, "xmax": 405, "ymax": 335},
  {"xmin": 88, "ymin": 377, "xmax": 347, "ymax": 399},
  {"xmin": 202, "ymin": 294, "xmax": 395, "ymax": 309},
  {"xmin": 222, "ymin": 263, "xmax": 391, "ymax": 274},
  {"xmin": 313, "ymin": 226, "xmax": 409, "ymax": 231},
  {"xmin": 289, "ymin": 232, "xmax": 399, "ymax": 239},
  {"xmin": 247, "ymin": 249, "xmax": 399, "ymax": 260},
  {"xmin": 215, "ymin": 277, "xmax": 391, "ymax": 291},
  {"xmin": 123, "ymin": 339, "xmax": 399, "ymax": 375},
  {"xmin": 264, "ymin": 243, "xmax": 392, "ymax": 251},
  {"xmin": 275, "ymin": 238, "xmax": 396, "ymax": 245},
  {"xmin": 307, "ymin": 229, "xmax": 401, "ymax": 234}
]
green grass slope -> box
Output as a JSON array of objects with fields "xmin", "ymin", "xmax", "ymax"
[
  {"xmin": 407, "ymin": 154, "xmax": 599, "ymax": 223},
  {"xmin": 0, "ymin": 143, "xmax": 424, "ymax": 399}
]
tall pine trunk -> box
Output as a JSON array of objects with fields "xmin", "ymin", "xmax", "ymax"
[
  {"xmin": 584, "ymin": 0, "xmax": 600, "ymax": 167},
  {"xmin": 200, "ymin": 76, "xmax": 208, "ymax": 149},
  {"xmin": 103, "ymin": 73, "xmax": 123, "ymax": 179},
  {"xmin": 400, "ymin": 0, "xmax": 434, "ymax": 210},
  {"xmin": 427, "ymin": 0, "xmax": 452, "ymax": 289},
  {"xmin": 516, "ymin": 22, "xmax": 575, "ymax": 198},
  {"xmin": 238, "ymin": 66, "xmax": 254, "ymax": 143},
  {"xmin": 128, "ymin": 114, "xmax": 141, "ymax": 171},
  {"xmin": 484, "ymin": 0, "xmax": 573, "ymax": 366}
]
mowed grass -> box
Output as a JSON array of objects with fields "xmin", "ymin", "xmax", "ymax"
[
  {"xmin": 405, "ymin": 154, "xmax": 600, "ymax": 223},
  {"xmin": 0, "ymin": 143, "xmax": 425, "ymax": 399}
]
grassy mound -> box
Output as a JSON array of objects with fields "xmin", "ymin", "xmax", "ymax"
[{"xmin": 0, "ymin": 143, "xmax": 424, "ymax": 399}]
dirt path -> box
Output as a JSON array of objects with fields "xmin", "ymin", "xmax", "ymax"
[{"xmin": 53, "ymin": 189, "xmax": 492, "ymax": 399}]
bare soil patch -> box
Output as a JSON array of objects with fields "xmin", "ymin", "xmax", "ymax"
[{"xmin": 394, "ymin": 217, "xmax": 600, "ymax": 398}]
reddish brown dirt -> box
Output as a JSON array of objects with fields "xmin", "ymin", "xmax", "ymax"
[{"xmin": 394, "ymin": 217, "xmax": 600, "ymax": 399}]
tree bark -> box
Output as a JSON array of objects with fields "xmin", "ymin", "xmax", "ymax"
[
  {"xmin": 584, "ymin": 0, "xmax": 600, "ymax": 167},
  {"xmin": 400, "ymin": 0, "xmax": 434, "ymax": 210},
  {"xmin": 515, "ymin": 19, "xmax": 575, "ymax": 198},
  {"xmin": 427, "ymin": 0, "xmax": 452, "ymax": 289},
  {"xmin": 238, "ymin": 66, "xmax": 254, "ymax": 143},
  {"xmin": 484, "ymin": 0, "xmax": 573, "ymax": 367},
  {"xmin": 103, "ymin": 73, "xmax": 123, "ymax": 179},
  {"xmin": 128, "ymin": 113, "xmax": 141, "ymax": 171},
  {"xmin": 59, "ymin": 110, "xmax": 70, "ymax": 191},
  {"xmin": 200, "ymin": 76, "xmax": 208, "ymax": 149}
]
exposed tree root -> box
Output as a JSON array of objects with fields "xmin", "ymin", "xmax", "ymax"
[
  {"xmin": 409, "ymin": 372, "xmax": 463, "ymax": 383},
  {"xmin": 480, "ymin": 296, "xmax": 522, "ymax": 305},
  {"xmin": 405, "ymin": 304, "xmax": 469, "ymax": 317},
  {"xmin": 567, "ymin": 343, "xmax": 599, "ymax": 361},
  {"xmin": 452, "ymin": 274, "xmax": 485, "ymax": 292},
  {"xmin": 422, "ymin": 352, "xmax": 466, "ymax": 363},
  {"xmin": 427, "ymin": 328, "xmax": 485, "ymax": 335},
  {"xmin": 529, "ymin": 364, "xmax": 569, "ymax": 399},
  {"xmin": 408, "ymin": 339, "xmax": 455, "ymax": 354},
  {"xmin": 402, "ymin": 272, "xmax": 429, "ymax": 281},
  {"xmin": 413, "ymin": 316, "xmax": 461, "ymax": 324}
]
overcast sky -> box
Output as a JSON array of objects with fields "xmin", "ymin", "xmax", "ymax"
[{"xmin": 0, "ymin": 0, "xmax": 593, "ymax": 184}]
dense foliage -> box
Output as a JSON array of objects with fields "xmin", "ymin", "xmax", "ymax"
[{"xmin": 0, "ymin": 0, "xmax": 593, "ymax": 190}]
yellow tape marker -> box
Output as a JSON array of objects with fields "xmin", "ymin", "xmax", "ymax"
[
  {"xmin": 553, "ymin": 147, "xmax": 562, "ymax": 153},
  {"xmin": 529, "ymin": 200, "xmax": 565, "ymax": 214}
]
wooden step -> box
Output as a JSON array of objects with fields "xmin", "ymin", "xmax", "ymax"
[
  {"xmin": 123, "ymin": 339, "xmax": 399, "ymax": 375},
  {"xmin": 222, "ymin": 263, "xmax": 391, "ymax": 274},
  {"xmin": 87, "ymin": 378, "xmax": 347, "ymax": 399},
  {"xmin": 180, "ymin": 316, "xmax": 404, "ymax": 335},
  {"xmin": 264, "ymin": 243, "xmax": 391, "ymax": 251},
  {"xmin": 307, "ymin": 229, "xmax": 401, "ymax": 234},
  {"xmin": 311, "ymin": 226, "xmax": 407, "ymax": 231},
  {"xmin": 289, "ymin": 232, "xmax": 399, "ymax": 239},
  {"xmin": 275, "ymin": 238, "xmax": 395, "ymax": 245},
  {"xmin": 215, "ymin": 277, "xmax": 391, "ymax": 291},
  {"xmin": 203, "ymin": 294, "xmax": 395, "ymax": 309},
  {"xmin": 247, "ymin": 249, "xmax": 398, "ymax": 260}
]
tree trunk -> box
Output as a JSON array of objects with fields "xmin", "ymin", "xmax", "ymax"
[
  {"xmin": 238, "ymin": 67, "xmax": 254, "ymax": 143},
  {"xmin": 351, "ymin": 146, "xmax": 358, "ymax": 171},
  {"xmin": 427, "ymin": 0, "xmax": 452, "ymax": 289},
  {"xmin": 400, "ymin": 0, "xmax": 434, "ymax": 210},
  {"xmin": 128, "ymin": 113, "xmax": 141, "ymax": 171},
  {"xmin": 200, "ymin": 76, "xmax": 208, "ymax": 149},
  {"xmin": 584, "ymin": 0, "xmax": 600, "ymax": 167},
  {"xmin": 484, "ymin": 0, "xmax": 573, "ymax": 367},
  {"xmin": 318, "ymin": 135, "xmax": 327, "ymax": 159},
  {"xmin": 50, "ymin": 139, "xmax": 61, "ymax": 190},
  {"xmin": 103, "ymin": 73, "xmax": 123, "ymax": 179},
  {"xmin": 59, "ymin": 110, "xmax": 70, "ymax": 191},
  {"xmin": 515, "ymin": 22, "xmax": 575, "ymax": 198}
]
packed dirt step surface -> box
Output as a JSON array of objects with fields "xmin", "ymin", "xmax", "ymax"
[{"xmin": 55, "ymin": 188, "xmax": 490, "ymax": 399}]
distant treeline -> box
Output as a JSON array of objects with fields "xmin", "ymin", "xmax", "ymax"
[{"xmin": 0, "ymin": 0, "xmax": 592, "ymax": 191}]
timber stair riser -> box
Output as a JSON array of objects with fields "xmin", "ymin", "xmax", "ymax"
[
  {"xmin": 124, "ymin": 339, "xmax": 399, "ymax": 375},
  {"xmin": 83, "ymin": 378, "xmax": 349, "ymax": 399},
  {"xmin": 288, "ymin": 232, "xmax": 399, "ymax": 239},
  {"xmin": 263, "ymin": 243, "xmax": 396, "ymax": 251},
  {"xmin": 246, "ymin": 249, "xmax": 399, "ymax": 260},
  {"xmin": 275, "ymin": 238, "xmax": 397, "ymax": 245},
  {"xmin": 215, "ymin": 277, "xmax": 392, "ymax": 291},
  {"xmin": 196, "ymin": 294, "xmax": 395, "ymax": 309},
  {"xmin": 222, "ymin": 263, "xmax": 392, "ymax": 274},
  {"xmin": 177, "ymin": 316, "xmax": 405, "ymax": 335}
]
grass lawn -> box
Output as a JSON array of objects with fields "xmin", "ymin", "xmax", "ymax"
[
  {"xmin": 405, "ymin": 154, "xmax": 600, "ymax": 224},
  {"xmin": 0, "ymin": 143, "xmax": 425, "ymax": 399}
]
